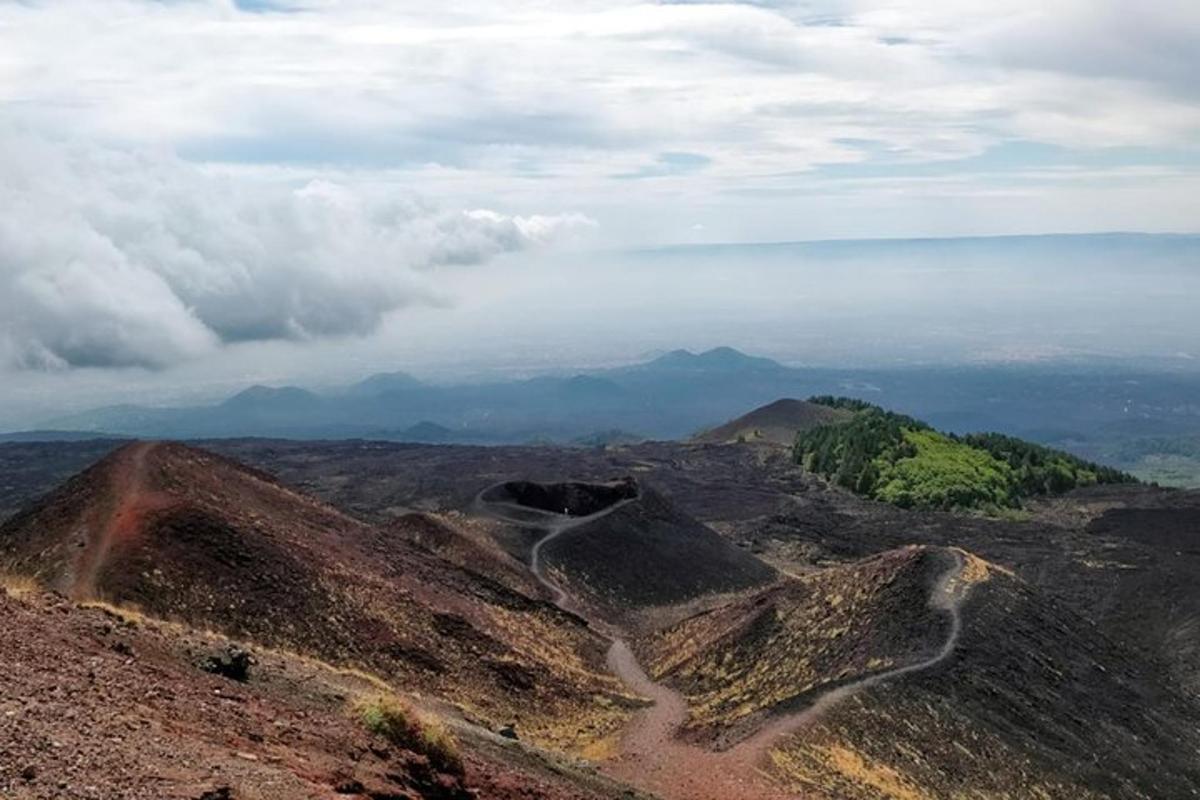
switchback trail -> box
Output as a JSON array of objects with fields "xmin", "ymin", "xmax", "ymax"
[
  {"xmin": 473, "ymin": 482, "xmax": 640, "ymax": 618},
  {"xmin": 724, "ymin": 549, "xmax": 970, "ymax": 773},
  {"xmin": 475, "ymin": 485, "xmax": 972, "ymax": 800}
]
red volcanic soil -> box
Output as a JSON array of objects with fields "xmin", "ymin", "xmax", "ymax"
[
  {"xmin": 0, "ymin": 586, "xmax": 647, "ymax": 800},
  {"xmin": 604, "ymin": 640, "xmax": 798, "ymax": 800},
  {"xmin": 0, "ymin": 442, "xmax": 629, "ymax": 748},
  {"xmin": 72, "ymin": 442, "xmax": 179, "ymax": 599},
  {"xmin": 0, "ymin": 587, "xmax": 465, "ymax": 800}
]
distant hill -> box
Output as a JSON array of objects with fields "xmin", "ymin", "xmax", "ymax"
[
  {"xmin": 38, "ymin": 347, "xmax": 801, "ymax": 442},
  {"xmin": 398, "ymin": 420, "xmax": 456, "ymax": 442},
  {"xmin": 794, "ymin": 397, "xmax": 1136, "ymax": 511},
  {"xmin": 220, "ymin": 384, "xmax": 321, "ymax": 410},
  {"xmin": 571, "ymin": 429, "xmax": 647, "ymax": 448},
  {"xmin": 694, "ymin": 398, "xmax": 854, "ymax": 445},
  {"xmin": 346, "ymin": 371, "xmax": 424, "ymax": 397},
  {"xmin": 643, "ymin": 347, "xmax": 784, "ymax": 373}
]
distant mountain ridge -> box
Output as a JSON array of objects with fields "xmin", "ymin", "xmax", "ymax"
[
  {"xmin": 39, "ymin": 347, "xmax": 795, "ymax": 442},
  {"xmin": 16, "ymin": 347, "xmax": 1200, "ymax": 482},
  {"xmin": 346, "ymin": 371, "xmax": 424, "ymax": 397},
  {"xmin": 644, "ymin": 347, "xmax": 783, "ymax": 372}
]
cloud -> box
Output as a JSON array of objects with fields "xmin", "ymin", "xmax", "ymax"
[
  {"xmin": 5, "ymin": 1, "xmax": 1198, "ymax": 178},
  {"xmin": 0, "ymin": 130, "xmax": 593, "ymax": 370},
  {"xmin": 0, "ymin": 0, "xmax": 1197, "ymax": 247},
  {"xmin": 615, "ymin": 152, "xmax": 712, "ymax": 180}
]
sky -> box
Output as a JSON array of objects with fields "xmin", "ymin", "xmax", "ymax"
[{"xmin": 1, "ymin": 0, "xmax": 1199, "ymax": 426}]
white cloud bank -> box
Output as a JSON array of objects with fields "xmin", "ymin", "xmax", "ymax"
[
  {"xmin": 0, "ymin": 0, "xmax": 1199, "ymax": 373},
  {"xmin": 0, "ymin": 131, "xmax": 592, "ymax": 369},
  {"xmin": 3, "ymin": 1, "xmax": 1198, "ymax": 176}
]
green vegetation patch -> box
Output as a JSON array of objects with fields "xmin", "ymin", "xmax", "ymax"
[
  {"xmin": 875, "ymin": 429, "xmax": 1014, "ymax": 510},
  {"xmin": 961, "ymin": 432, "xmax": 1131, "ymax": 494},
  {"xmin": 353, "ymin": 693, "xmax": 464, "ymax": 774},
  {"xmin": 795, "ymin": 398, "xmax": 1136, "ymax": 512}
]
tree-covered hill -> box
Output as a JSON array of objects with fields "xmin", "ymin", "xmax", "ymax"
[{"xmin": 795, "ymin": 398, "xmax": 1136, "ymax": 511}]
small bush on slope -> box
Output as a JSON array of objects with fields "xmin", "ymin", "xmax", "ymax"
[
  {"xmin": 0, "ymin": 573, "xmax": 39, "ymax": 599},
  {"xmin": 352, "ymin": 693, "xmax": 464, "ymax": 775}
]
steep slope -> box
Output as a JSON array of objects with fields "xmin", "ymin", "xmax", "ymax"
[
  {"xmin": 542, "ymin": 486, "xmax": 777, "ymax": 613},
  {"xmin": 644, "ymin": 547, "xmax": 955, "ymax": 743},
  {"xmin": 477, "ymin": 479, "xmax": 776, "ymax": 619},
  {"xmin": 643, "ymin": 546, "xmax": 1200, "ymax": 799},
  {"xmin": 0, "ymin": 442, "xmax": 631, "ymax": 749},
  {"xmin": 0, "ymin": 586, "xmax": 653, "ymax": 800},
  {"xmin": 385, "ymin": 510, "xmax": 547, "ymax": 600},
  {"xmin": 694, "ymin": 398, "xmax": 854, "ymax": 445}
]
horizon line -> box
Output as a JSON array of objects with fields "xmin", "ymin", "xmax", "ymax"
[{"xmin": 621, "ymin": 229, "xmax": 1200, "ymax": 255}]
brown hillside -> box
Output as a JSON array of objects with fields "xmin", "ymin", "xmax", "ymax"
[
  {"xmin": 385, "ymin": 510, "xmax": 547, "ymax": 599},
  {"xmin": 693, "ymin": 398, "xmax": 853, "ymax": 446},
  {"xmin": 480, "ymin": 480, "xmax": 777, "ymax": 618},
  {"xmin": 644, "ymin": 546, "xmax": 953, "ymax": 744},
  {"xmin": 645, "ymin": 545, "xmax": 1200, "ymax": 799},
  {"xmin": 0, "ymin": 586, "xmax": 654, "ymax": 800},
  {"xmin": 0, "ymin": 442, "xmax": 631, "ymax": 749}
]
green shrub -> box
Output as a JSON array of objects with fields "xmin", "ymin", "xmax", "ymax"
[{"xmin": 353, "ymin": 693, "xmax": 464, "ymax": 774}]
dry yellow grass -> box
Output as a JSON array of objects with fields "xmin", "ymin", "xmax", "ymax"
[
  {"xmin": 73, "ymin": 596, "xmax": 402, "ymax": 697},
  {"xmin": 576, "ymin": 730, "xmax": 621, "ymax": 761},
  {"xmin": 351, "ymin": 691, "xmax": 464, "ymax": 774},
  {"xmin": 772, "ymin": 743, "xmax": 931, "ymax": 800},
  {"xmin": 0, "ymin": 573, "xmax": 39, "ymax": 600},
  {"xmin": 957, "ymin": 549, "xmax": 1014, "ymax": 584},
  {"xmin": 819, "ymin": 744, "xmax": 929, "ymax": 800},
  {"xmin": 76, "ymin": 598, "xmax": 150, "ymax": 625}
]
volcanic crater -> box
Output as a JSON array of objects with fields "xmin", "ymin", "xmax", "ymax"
[{"xmin": 479, "ymin": 478, "xmax": 640, "ymax": 517}]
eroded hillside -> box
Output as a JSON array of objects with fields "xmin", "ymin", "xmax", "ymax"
[{"xmin": 0, "ymin": 442, "xmax": 633, "ymax": 751}]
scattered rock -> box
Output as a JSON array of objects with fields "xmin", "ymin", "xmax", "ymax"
[
  {"xmin": 486, "ymin": 659, "xmax": 536, "ymax": 692},
  {"xmin": 498, "ymin": 723, "xmax": 519, "ymax": 741},
  {"xmin": 334, "ymin": 778, "xmax": 366, "ymax": 794},
  {"xmin": 201, "ymin": 645, "xmax": 253, "ymax": 682},
  {"xmin": 197, "ymin": 788, "xmax": 234, "ymax": 800}
]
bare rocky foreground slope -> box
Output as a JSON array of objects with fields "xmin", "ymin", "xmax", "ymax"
[
  {"xmin": 0, "ymin": 444, "xmax": 636, "ymax": 752},
  {"xmin": 3, "ymin": 437, "xmax": 1200, "ymax": 799}
]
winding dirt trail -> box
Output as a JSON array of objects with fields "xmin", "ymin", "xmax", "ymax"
[
  {"xmin": 474, "ymin": 484, "xmax": 639, "ymax": 619},
  {"xmin": 475, "ymin": 485, "xmax": 972, "ymax": 800},
  {"xmin": 72, "ymin": 441, "xmax": 174, "ymax": 600},
  {"xmin": 721, "ymin": 549, "xmax": 970, "ymax": 774}
]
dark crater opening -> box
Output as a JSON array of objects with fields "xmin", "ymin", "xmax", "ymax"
[{"xmin": 481, "ymin": 478, "xmax": 638, "ymax": 517}]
